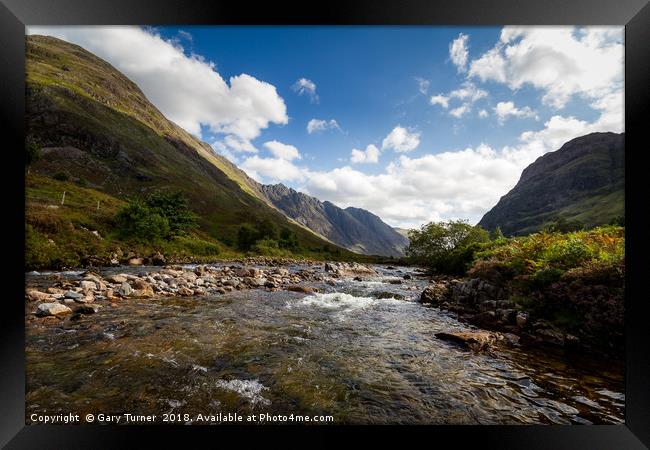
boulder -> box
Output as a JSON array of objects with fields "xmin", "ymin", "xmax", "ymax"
[
  {"xmin": 286, "ymin": 285, "xmax": 314, "ymax": 294},
  {"xmin": 74, "ymin": 304, "xmax": 102, "ymax": 314},
  {"xmin": 435, "ymin": 330, "xmax": 503, "ymax": 352},
  {"xmin": 107, "ymin": 274, "xmax": 128, "ymax": 283},
  {"xmin": 516, "ymin": 311, "xmax": 528, "ymax": 328},
  {"xmin": 419, "ymin": 283, "xmax": 448, "ymax": 304},
  {"xmin": 26, "ymin": 289, "xmax": 51, "ymax": 302},
  {"xmin": 177, "ymin": 287, "xmax": 194, "ymax": 296},
  {"xmin": 64, "ymin": 290, "xmax": 84, "ymax": 300},
  {"xmin": 115, "ymin": 282, "xmax": 133, "ymax": 297},
  {"xmin": 131, "ymin": 279, "xmax": 154, "ymax": 298},
  {"xmin": 37, "ymin": 302, "xmax": 72, "ymax": 317},
  {"xmin": 128, "ymin": 257, "xmax": 144, "ymax": 266},
  {"xmin": 403, "ymin": 274, "xmax": 412, "ymax": 280},
  {"xmin": 151, "ymin": 251, "xmax": 166, "ymax": 266},
  {"xmin": 79, "ymin": 280, "xmax": 97, "ymax": 291}
]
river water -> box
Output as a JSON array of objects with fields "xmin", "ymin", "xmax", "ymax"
[{"xmin": 25, "ymin": 264, "xmax": 624, "ymax": 425}]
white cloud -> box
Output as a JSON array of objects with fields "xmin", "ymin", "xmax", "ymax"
[
  {"xmin": 307, "ymin": 118, "xmax": 341, "ymax": 134},
  {"xmin": 478, "ymin": 109, "xmax": 489, "ymax": 118},
  {"xmin": 263, "ymin": 140, "xmax": 301, "ymax": 161},
  {"xmin": 449, "ymin": 82, "xmax": 488, "ymax": 103},
  {"xmin": 449, "ymin": 33, "xmax": 470, "ymax": 73},
  {"xmin": 450, "ymin": 104, "xmax": 471, "ymax": 118},
  {"xmin": 430, "ymin": 94, "xmax": 449, "ymax": 108},
  {"xmin": 415, "ymin": 77, "xmax": 430, "ymax": 94},
  {"xmin": 27, "ymin": 26, "xmax": 288, "ymax": 153},
  {"xmin": 430, "ymin": 82, "xmax": 487, "ymax": 118},
  {"xmin": 381, "ymin": 126, "xmax": 421, "ymax": 153},
  {"xmin": 493, "ymin": 101, "xmax": 538, "ymax": 123},
  {"xmin": 469, "ymin": 26, "xmax": 624, "ymax": 109},
  {"xmin": 292, "ymin": 78, "xmax": 319, "ymax": 103},
  {"xmin": 299, "ymin": 86, "xmax": 622, "ymax": 228},
  {"xmin": 350, "ymin": 144, "xmax": 380, "ymax": 164},
  {"xmin": 241, "ymin": 155, "xmax": 306, "ymax": 183}
]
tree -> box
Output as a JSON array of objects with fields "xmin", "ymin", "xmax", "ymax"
[
  {"xmin": 237, "ymin": 224, "xmax": 258, "ymax": 251},
  {"xmin": 545, "ymin": 217, "xmax": 584, "ymax": 233},
  {"xmin": 114, "ymin": 200, "xmax": 170, "ymax": 242},
  {"xmin": 279, "ymin": 227, "xmax": 299, "ymax": 250},
  {"xmin": 145, "ymin": 191, "xmax": 197, "ymax": 235},
  {"xmin": 489, "ymin": 226, "xmax": 504, "ymax": 240},
  {"xmin": 407, "ymin": 219, "xmax": 490, "ymax": 275},
  {"xmin": 256, "ymin": 218, "xmax": 278, "ymax": 241}
]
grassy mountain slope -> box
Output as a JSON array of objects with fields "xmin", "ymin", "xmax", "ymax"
[
  {"xmin": 25, "ymin": 35, "xmax": 361, "ymax": 264},
  {"xmin": 478, "ymin": 132, "xmax": 624, "ymax": 236}
]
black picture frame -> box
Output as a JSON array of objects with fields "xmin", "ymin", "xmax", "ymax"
[{"xmin": 1, "ymin": 0, "xmax": 648, "ymax": 447}]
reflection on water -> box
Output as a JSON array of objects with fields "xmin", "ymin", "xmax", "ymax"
[{"xmin": 25, "ymin": 264, "xmax": 624, "ymax": 425}]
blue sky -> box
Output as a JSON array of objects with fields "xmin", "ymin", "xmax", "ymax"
[{"xmin": 27, "ymin": 26, "xmax": 624, "ymax": 228}]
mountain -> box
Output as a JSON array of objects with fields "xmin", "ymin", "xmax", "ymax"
[
  {"xmin": 259, "ymin": 184, "xmax": 409, "ymax": 257},
  {"xmin": 478, "ymin": 132, "xmax": 624, "ymax": 236},
  {"xmin": 25, "ymin": 35, "xmax": 357, "ymax": 257}
]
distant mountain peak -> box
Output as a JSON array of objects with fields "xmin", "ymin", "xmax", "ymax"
[{"xmin": 258, "ymin": 184, "xmax": 408, "ymax": 257}]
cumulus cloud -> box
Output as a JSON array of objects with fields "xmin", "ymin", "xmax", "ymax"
[
  {"xmin": 241, "ymin": 155, "xmax": 306, "ymax": 183},
  {"xmin": 350, "ymin": 144, "xmax": 380, "ymax": 164},
  {"xmin": 430, "ymin": 82, "xmax": 487, "ymax": 118},
  {"xmin": 449, "ymin": 33, "xmax": 470, "ymax": 72},
  {"xmin": 469, "ymin": 26, "xmax": 624, "ymax": 109},
  {"xmin": 263, "ymin": 140, "xmax": 301, "ymax": 161},
  {"xmin": 381, "ymin": 126, "xmax": 421, "ymax": 153},
  {"xmin": 430, "ymin": 95, "xmax": 449, "ymax": 108},
  {"xmin": 450, "ymin": 104, "xmax": 471, "ymax": 118},
  {"xmin": 307, "ymin": 118, "xmax": 341, "ymax": 134},
  {"xmin": 478, "ymin": 109, "xmax": 489, "ymax": 118},
  {"xmin": 27, "ymin": 26, "xmax": 288, "ymax": 155},
  {"xmin": 292, "ymin": 78, "xmax": 319, "ymax": 103},
  {"xmin": 493, "ymin": 101, "xmax": 538, "ymax": 123}
]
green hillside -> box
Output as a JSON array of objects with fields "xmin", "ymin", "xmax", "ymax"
[
  {"xmin": 25, "ymin": 35, "xmax": 363, "ymax": 268},
  {"xmin": 478, "ymin": 132, "xmax": 624, "ymax": 236}
]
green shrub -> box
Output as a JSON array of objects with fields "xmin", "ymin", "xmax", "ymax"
[
  {"xmin": 407, "ymin": 220, "xmax": 490, "ymax": 275},
  {"xmin": 237, "ymin": 224, "xmax": 258, "ymax": 251},
  {"xmin": 52, "ymin": 172, "xmax": 69, "ymax": 181},
  {"xmin": 114, "ymin": 200, "xmax": 170, "ymax": 242},
  {"xmin": 144, "ymin": 191, "xmax": 197, "ymax": 235}
]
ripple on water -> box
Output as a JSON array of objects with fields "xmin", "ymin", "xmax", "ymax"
[{"xmin": 215, "ymin": 379, "xmax": 271, "ymax": 406}]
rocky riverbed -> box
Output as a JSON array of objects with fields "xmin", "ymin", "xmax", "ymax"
[{"xmin": 25, "ymin": 261, "xmax": 624, "ymax": 425}]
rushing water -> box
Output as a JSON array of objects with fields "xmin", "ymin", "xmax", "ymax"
[{"xmin": 25, "ymin": 264, "xmax": 624, "ymax": 425}]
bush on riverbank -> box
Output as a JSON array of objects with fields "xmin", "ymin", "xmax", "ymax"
[
  {"xmin": 406, "ymin": 220, "xmax": 491, "ymax": 275},
  {"xmin": 468, "ymin": 226, "xmax": 625, "ymax": 348}
]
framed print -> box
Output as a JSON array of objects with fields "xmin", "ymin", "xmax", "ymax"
[{"xmin": 1, "ymin": 0, "xmax": 649, "ymax": 447}]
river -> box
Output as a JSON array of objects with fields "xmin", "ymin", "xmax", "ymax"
[{"xmin": 25, "ymin": 263, "xmax": 624, "ymax": 425}]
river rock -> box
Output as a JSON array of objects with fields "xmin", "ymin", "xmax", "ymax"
[
  {"xmin": 419, "ymin": 283, "xmax": 448, "ymax": 305},
  {"xmin": 286, "ymin": 285, "xmax": 314, "ymax": 294},
  {"xmin": 435, "ymin": 330, "xmax": 503, "ymax": 352},
  {"xmin": 26, "ymin": 289, "xmax": 51, "ymax": 302},
  {"xmin": 115, "ymin": 282, "xmax": 133, "ymax": 297},
  {"xmin": 74, "ymin": 304, "xmax": 102, "ymax": 314},
  {"xmin": 79, "ymin": 280, "xmax": 97, "ymax": 291},
  {"xmin": 64, "ymin": 290, "xmax": 84, "ymax": 300},
  {"xmin": 128, "ymin": 257, "xmax": 144, "ymax": 266},
  {"xmin": 516, "ymin": 311, "xmax": 528, "ymax": 328},
  {"xmin": 403, "ymin": 274, "xmax": 412, "ymax": 280},
  {"xmin": 131, "ymin": 279, "xmax": 154, "ymax": 298},
  {"xmin": 37, "ymin": 302, "xmax": 72, "ymax": 317},
  {"xmin": 107, "ymin": 274, "xmax": 128, "ymax": 283},
  {"xmin": 177, "ymin": 287, "xmax": 194, "ymax": 296},
  {"xmin": 151, "ymin": 251, "xmax": 166, "ymax": 266}
]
